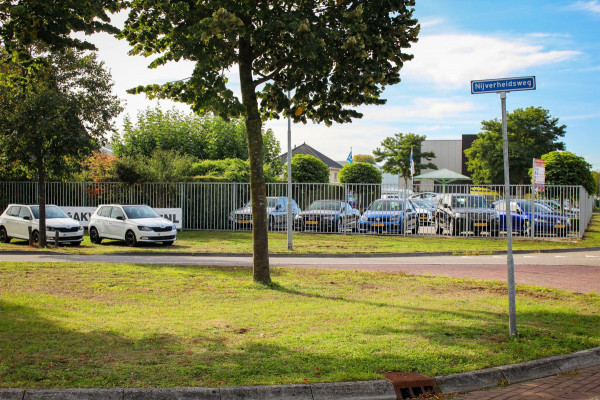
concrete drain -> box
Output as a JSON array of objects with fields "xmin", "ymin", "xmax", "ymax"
[{"xmin": 385, "ymin": 372, "xmax": 439, "ymax": 399}]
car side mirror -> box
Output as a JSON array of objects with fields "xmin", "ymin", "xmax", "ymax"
[
  {"xmin": 116, "ymin": 216, "xmax": 125, "ymax": 220},
  {"xmin": 23, "ymin": 216, "xmax": 31, "ymax": 220},
  {"xmin": 443, "ymin": 203, "xmax": 450, "ymax": 209},
  {"xmin": 406, "ymin": 208, "xmax": 413, "ymax": 213}
]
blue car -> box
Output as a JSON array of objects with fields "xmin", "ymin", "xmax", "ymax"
[
  {"xmin": 359, "ymin": 199, "xmax": 418, "ymax": 234},
  {"xmin": 491, "ymin": 199, "xmax": 571, "ymax": 236}
]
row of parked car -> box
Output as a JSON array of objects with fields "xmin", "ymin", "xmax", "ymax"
[
  {"xmin": 0, "ymin": 204, "xmax": 177, "ymax": 247},
  {"xmin": 229, "ymin": 192, "xmax": 575, "ymax": 237},
  {"xmin": 0, "ymin": 193, "xmax": 576, "ymax": 248}
]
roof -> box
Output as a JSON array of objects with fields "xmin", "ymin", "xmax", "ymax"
[
  {"xmin": 279, "ymin": 143, "xmax": 343, "ymax": 169},
  {"xmin": 413, "ymin": 168, "xmax": 471, "ymax": 182}
]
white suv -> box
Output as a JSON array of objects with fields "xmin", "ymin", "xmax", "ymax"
[
  {"xmin": 0, "ymin": 204, "xmax": 84, "ymax": 246},
  {"xmin": 88, "ymin": 204, "xmax": 177, "ymax": 247}
]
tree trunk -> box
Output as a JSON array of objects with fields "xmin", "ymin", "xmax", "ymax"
[
  {"xmin": 37, "ymin": 156, "xmax": 47, "ymax": 248},
  {"xmin": 239, "ymin": 36, "xmax": 271, "ymax": 284}
]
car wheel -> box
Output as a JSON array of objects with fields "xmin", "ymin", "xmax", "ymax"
[
  {"xmin": 522, "ymin": 221, "xmax": 531, "ymax": 237},
  {"xmin": 435, "ymin": 218, "xmax": 443, "ymax": 235},
  {"xmin": 125, "ymin": 230, "xmax": 137, "ymax": 247},
  {"xmin": 163, "ymin": 241, "xmax": 174, "ymax": 246},
  {"xmin": 0, "ymin": 227, "xmax": 10, "ymax": 244},
  {"xmin": 89, "ymin": 227, "xmax": 102, "ymax": 244},
  {"xmin": 268, "ymin": 216, "xmax": 274, "ymax": 231},
  {"xmin": 449, "ymin": 219, "xmax": 457, "ymax": 236},
  {"xmin": 412, "ymin": 223, "xmax": 419, "ymax": 234},
  {"xmin": 336, "ymin": 220, "xmax": 344, "ymax": 233},
  {"xmin": 31, "ymin": 230, "xmax": 40, "ymax": 245}
]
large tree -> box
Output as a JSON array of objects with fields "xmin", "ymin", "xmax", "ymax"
[
  {"xmin": 373, "ymin": 132, "xmax": 436, "ymax": 185},
  {"xmin": 0, "ymin": 49, "xmax": 122, "ymax": 246},
  {"xmin": 465, "ymin": 107, "xmax": 566, "ymax": 184},
  {"xmin": 113, "ymin": 106, "xmax": 280, "ymax": 164},
  {"xmin": 121, "ymin": 0, "xmax": 419, "ymax": 283},
  {"xmin": 538, "ymin": 151, "xmax": 597, "ymax": 195}
]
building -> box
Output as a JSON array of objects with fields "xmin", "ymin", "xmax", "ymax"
[{"xmin": 279, "ymin": 143, "xmax": 343, "ymax": 184}]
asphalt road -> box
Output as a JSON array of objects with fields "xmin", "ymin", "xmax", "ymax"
[{"xmin": 1, "ymin": 249, "xmax": 599, "ymax": 294}]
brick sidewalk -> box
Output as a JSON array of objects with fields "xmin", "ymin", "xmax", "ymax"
[{"xmin": 451, "ymin": 364, "xmax": 600, "ymax": 399}]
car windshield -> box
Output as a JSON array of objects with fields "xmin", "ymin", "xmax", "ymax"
[
  {"xmin": 30, "ymin": 206, "xmax": 68, "ymax": 219},
  {"xmin": 539, "ymin": 200, "xmax": 560, "ymax": 212},
  {"xmin": 123, "ymin": 206, "xmax": 161, "ymax": 219},
  {"xmin": 369, "ymin": 200, "xmax": 405, "ymax": 212},
  {"xmin": 452, "ymin": 196, "xmax": 488, "ymax": 208},
  {"xmin": 308, "ymin": 200, "xmax": 340, "ymax": 211},
  {"xmin": 522, "ymin": 202, "xmax": 554, "ymax": 213}
]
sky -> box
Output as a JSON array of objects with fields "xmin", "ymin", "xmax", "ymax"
[{"xmin": 82, "ymin": 1, "xmax": 600, "ymax": 169}]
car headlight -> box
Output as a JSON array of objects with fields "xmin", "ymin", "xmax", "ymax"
[
  {"xmin": 172, "ymin": 224, "xmax": 176, "ymax": 230},
  {"xmin": 360, "ymin": 215, "xmax": 367, "ymax": 221},
  {"xmin": 534, "ymin": 218, "xmax": 548, "ymax": 223},
  {"xmin": 455, "ymin": 213, "xmax": 462, "ymax": 218},
  {"xmin": 324, "ymin": 216, "xmax": 335, "ymax": 221},
  {"xmin": 46, "ymin": 226, "xmax": 57, "ymax": 232},
  {"xmin": 566, "ymin": 218, "xmax": 571, "ymax": 225},
  {"xmin": 78, "ymin": 226, "xmax": 84, "ymax": 231},
  {"xmin": 138, "ymin": 226, "xmax": 153, "ymax": 232}
]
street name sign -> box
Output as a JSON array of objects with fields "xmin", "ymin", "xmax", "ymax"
[{"xmin": 471, "ymin": 76, "xmax": 536, "ymax": 94}]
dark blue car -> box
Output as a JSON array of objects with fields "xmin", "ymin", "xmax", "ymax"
[
  {"xmin": 491, "ymin": 199, "xmax": 571, "ymax": 236},
  {"xmin": 359, "ymin": 199, "xmax": 418, "ymax": 234}
]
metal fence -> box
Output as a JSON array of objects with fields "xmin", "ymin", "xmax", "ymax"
[{"xmin": 0, "ymin": 181, "xmax": 593, "ymax": 239}]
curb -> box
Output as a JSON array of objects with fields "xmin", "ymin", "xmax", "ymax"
[
  {"xmin": 2, "ymin": 246, "xmax": 600, "ymax": 259},
  {"xmin": 2, "ymin": 347, "xmax": 599, "ymax": 400}
]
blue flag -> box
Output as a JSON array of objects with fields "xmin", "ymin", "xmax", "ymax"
[{"xmin": 347, "ymin": 150, "xmax": 353, "ymax": 164}]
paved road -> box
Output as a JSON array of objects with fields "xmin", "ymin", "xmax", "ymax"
[{"xmin": 1, "ymin": 249, "xmax": 599, "ymax": 294}]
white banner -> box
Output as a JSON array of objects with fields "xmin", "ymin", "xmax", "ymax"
[
  {"xmin": 533, "ymin": 158, "xmax": 546, "ymax": 193},
  {"xmin": 60, "ymin": 207, "xmax": 183, "ymax": 229}
]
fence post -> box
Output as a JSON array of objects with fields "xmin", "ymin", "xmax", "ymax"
[{"xmin": 233, "ymin": 182, "xmax": 237, "ymax": 232}]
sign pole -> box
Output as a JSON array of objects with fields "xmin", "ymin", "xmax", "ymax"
[
  {"xmin": 287, "ymin": 92, "xmax": 293, "ymax": 250},
  {"xmin": 501, "ymin": 91, "xmax": 517, "ymax": 337},
  {"xmin": 472, "ymin": 76, "xmax": 534, "ymax": 337}
]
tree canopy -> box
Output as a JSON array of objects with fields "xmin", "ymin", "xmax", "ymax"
[
  {"xmin": 537, "ymin": 151, "xmax": 597, "ymax": 195},
  {"xmin": 290, "ymin": 154, "xmax": 329, "ymax": 183},
  {"xmin": 373, "ymin": 133, "xmax": 435, "ymax": 184},
  {"xmin": 121, "ymin": 0, "xmax": 419, "ymax": 283},
  {"xmin": 113, "ymin": 107, "xmax": 281, "ymax": 165},
  {"xmin": 338, "ymin": 162, "xmax": 382, "ymax": 184},
  {"xmin": 352, "ymin": 154, "xmax": 376, "ymax": 165},
  {"xmin": 465, "ymin": 107, "xmax": 566, "ymax": 184},
  {"xmin": 0, "ymin": 48, "xmax": 122, "ymax": 246}
]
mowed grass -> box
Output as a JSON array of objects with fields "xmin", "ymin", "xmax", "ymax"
[
  {"xmin": 1, "ymin": 215, "xmax": 599, "ymax": 255},
  {"xmin": 1, "ymin": 262, "xmax": 599, "ymax": 388}
]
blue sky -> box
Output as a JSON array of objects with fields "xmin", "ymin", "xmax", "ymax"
[{"xmin": 85, "ymin": 1, "xmax": 600, "ymax": 169}]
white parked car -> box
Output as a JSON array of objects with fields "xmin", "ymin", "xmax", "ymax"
[
  {"xmin": 88, "ymin": 204, "xmax": 177, "ymax": 247},
  {"xmin": 0, "ymin": 204, "xmax": 84, "ymax": 245}
]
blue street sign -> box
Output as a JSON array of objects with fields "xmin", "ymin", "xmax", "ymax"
[{"xmin": 471, "ymin": 76, "xmax": 536, "ymax": 94}]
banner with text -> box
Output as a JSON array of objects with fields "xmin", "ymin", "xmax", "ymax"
[{"xmin": 60, "ymin": 207, "xmax": 183, "ymax": 229}]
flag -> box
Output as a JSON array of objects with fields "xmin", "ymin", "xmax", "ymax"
[
  {"xmin": 410, "ymin": 147, "xmax": 415, "ymax": 178},
  {"xmin": 347, "ymin": 149, "xmax": 353, "ymax": 164}
]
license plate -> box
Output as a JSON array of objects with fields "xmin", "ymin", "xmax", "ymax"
[
  {"xmin": 420, "ymin": 216, "xmax": 428, "ymax": 220},
  {"xmin": 306, "ymin": 221, "xmax": 319, "ymax": 225},
  {"xmin": 238, "ymin": 220, "xmax": 250, "ymax": 224},
  {"xmin": 474, "ymin": 223, "xmax": 487, "ymax": 227},
  {"xmin": 555, "ymin": 224, "xmax": 565, "ymax": 228},
  {"xmin": 372, "ymin": 223, "xmax": 385, "ymax": 227}
]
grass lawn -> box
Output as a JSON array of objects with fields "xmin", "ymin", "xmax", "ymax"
[
  {"xmin": 1, "ymin": 262, "xmax": 599, "ymax": 388},
  {"xmin": 0, "ymin": 215, "xmax": 599, "ymax": 256}
]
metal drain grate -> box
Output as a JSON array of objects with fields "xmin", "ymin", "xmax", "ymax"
[{"xmin": 385, "ymin": 372, "xmax": 439, "ymax": 399}]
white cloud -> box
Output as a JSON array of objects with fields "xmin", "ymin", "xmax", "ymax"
[
  {"xmin": 403, "ymin": 33, "xmax": 580, "ymax": 88},
  {"xmin": 360, "ymin": 97, "xmax": 477, "ymax": 121},
  {"xmin": 569, "ymin": 0, "xmax": 600, "ymax": 14}
]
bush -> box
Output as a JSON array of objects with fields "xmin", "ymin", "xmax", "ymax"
[
  {"xmin": 339, "ymin": 162, "xmax": 382, "ymax": 184},
  {"xmin": 290, "ymin": 154, "xmax": 329, "ymax": 183}
]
